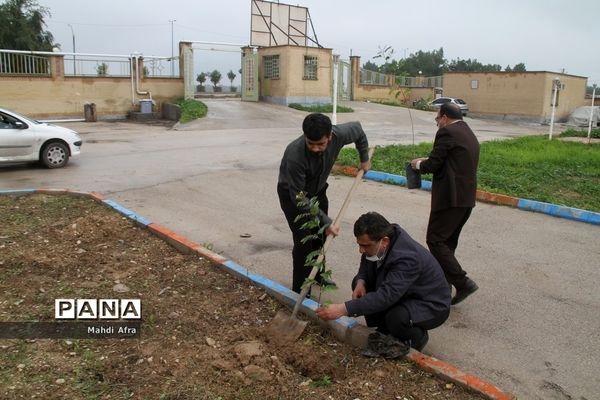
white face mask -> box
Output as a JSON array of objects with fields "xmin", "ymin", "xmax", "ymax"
[{"xmin": 365, "ymin": 240, "xmax": 384, "ymax": 262}]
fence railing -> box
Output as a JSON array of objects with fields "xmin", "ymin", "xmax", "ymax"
[
  {"xmin": 63, "ymin": 56, "xmax": 179, "ymax": 78},
  {"xmin": 0, "ymin": 49, "xmax": 180, "ymax": 78},
  {"xmin": 0, "ymin": 51, "xmax": 50, "ymax": 76},
  {"xmin": 359, "ymin": 67, "xmax": 443, "ymax": 88},
  {"xmin": 360, "ymin": 68, "xmax": 388, "ymax": 85}
]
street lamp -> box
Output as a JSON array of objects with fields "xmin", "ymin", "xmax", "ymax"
[
  {"xmin": 68, "ymin": 24, "xmax": 76, "ymax": 75},
  {"xmin": 169, "ymin": 19, "xmax": 176, "ymax": 76},
  {"xmin": 549, "ymin": 77, "xmax": 560, "ymax": 140}
]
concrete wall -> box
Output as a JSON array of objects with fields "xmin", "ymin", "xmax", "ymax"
[
  {"xmin": 443, "ymin": 72, "xmax": 588, "ymax": 122},
  {"xmin": 0, "ymin": 55, "xmax": 184, "ymax": 118},
  {"xmin": 258, "ymin": 45, "xmax": 332, "ymax": 105}
]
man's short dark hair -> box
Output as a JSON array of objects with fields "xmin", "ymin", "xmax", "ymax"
[
  {"xmin": 303, "ymin": 113, "xmax": 332, "ymax": 141},
  {"xmin": 354, "ymin": 212, "xmax": 394, "ymax": 241},
  {"xmin": 439, "ymin": 103, "xmax": 463, "ymax": 120}
]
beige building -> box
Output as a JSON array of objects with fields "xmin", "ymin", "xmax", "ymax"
[
  {"xmin": 253, "ymin": 45, "xmax": 333, "ymax": 105},
  {"xmin": 442, "ymin": 72, "xmax": 588, "ymax": 123}
]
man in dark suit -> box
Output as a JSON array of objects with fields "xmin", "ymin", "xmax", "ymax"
[
  {"xmin": 278, "ymin": 113, "xmax": 371, "ymax": 293},
  {"xmin": 410, "ymin": 103, "xmax": 480, "ymax": 305},
  {"xmin": 316, "ymin": 212, "xmax": 451, "ymax": 351}
]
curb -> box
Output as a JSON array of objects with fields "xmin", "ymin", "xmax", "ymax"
[
  {"xmin": 1, "ymin": 189, "xmax": 515, "ymax": 400},
  {"xmin": 333, "ymin": 165, "xmax": 600, "ymax": 226}
]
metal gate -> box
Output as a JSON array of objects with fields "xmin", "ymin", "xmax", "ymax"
[
  {"xmin": 337, "ymin": 59, "xmax": 351, "ymax": 101},
  {"xmin": 241, "ymin": 50, "xmax": 259, "ymax": 102}
]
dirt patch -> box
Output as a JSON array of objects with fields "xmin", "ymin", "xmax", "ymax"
[{"xmin": 0, "ymin": 194, "xmax": 484, "ymax": 399}]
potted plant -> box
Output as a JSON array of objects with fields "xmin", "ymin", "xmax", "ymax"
[
  {"xmin": 227, "ymin": 70, "xmax": 237, "ymax": 92},
  {"xmin": 196, "ymin": 72, "xmax": 207, "ymax": 92},
  {"xmin": 210, "ymin": 69, "xmax": 222, "ymax": 92}
]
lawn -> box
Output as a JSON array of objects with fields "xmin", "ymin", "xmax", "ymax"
[{"xmin": 337, "ymin": 135, "xmax": 600, "ymax": 212}]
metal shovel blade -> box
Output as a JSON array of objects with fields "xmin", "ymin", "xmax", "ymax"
[{"xmin": 266, "ymin": 310, "xmax": 309, "ymax": 342}]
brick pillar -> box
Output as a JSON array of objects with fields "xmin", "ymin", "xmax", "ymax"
[{"xmin": 50, "ymin": 55, "xmax": 64, "ymax": 80}]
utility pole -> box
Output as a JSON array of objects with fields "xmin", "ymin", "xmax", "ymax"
[
  {"xmin": 549, "ymin": 77, "xmax": 560, "ymax": 140},
  {"xmin": 169, "ymin": 19, "xmax": 176, "ymax": 76},
  {"xmin": 587, "ymin": 83, "xmax": 597, "ymax": 144},
  {"xmin": 68, "ymin": 24, "xmax": 76, "ymax": 75}
]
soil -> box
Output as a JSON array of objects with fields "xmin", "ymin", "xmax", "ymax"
[{"xmin": 0, "ymin": 194, "xmax": 484, "ymax": 400}]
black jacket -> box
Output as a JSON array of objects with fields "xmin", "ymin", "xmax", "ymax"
[
  {"xmin": 345, "ymin": 225, "xmax": 451, "ymax": 323},
  {"xmin": 278, "ymin": 122, "xmax": 369, "ymax": 225},
  {"xmin": 419, "ymin": 120, "xmax": 480, "ymax": 211}
]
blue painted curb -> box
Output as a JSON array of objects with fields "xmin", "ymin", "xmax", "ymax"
[
  {"xmin": 102, "ymin": 199, "xmax": 152, "ymax": 226},
  {"xmin": 362, "ymin": 169, "xmax": 599, "ymax": 226},
  {"xmin": 0, "ymin": 189, "xmax": 36, "ymax": 194},
  {"xmin": 517, "ymin": 199, "xmax": 600, "ymax": 225}
]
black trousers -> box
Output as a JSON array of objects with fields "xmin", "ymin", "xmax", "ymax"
[
  {"xmin": 426, "ymin": 207, "xmax": 473, "ymax": 289},
  {"xmin": 277, "ymin": 183, "xmax": 328, "ymax": 293},
  {"xmin": 352, "ymin": 278, "xmax": 449, "ymax": 345}
]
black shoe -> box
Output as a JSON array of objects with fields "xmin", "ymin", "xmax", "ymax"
[
  {"xmin": 451, "ymin": 278, "xmax": 479, "ymax": 305},
  {"xmin": 362, "ymin": 332, "xmax": 409, "ymax": 359},
  {"xmin": 411, "ymin": 331, "xmax": 429, "ymax": 351}
]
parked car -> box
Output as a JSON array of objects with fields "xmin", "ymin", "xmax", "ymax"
[
  {"xmin": 0, "ymin": 107, "xmax": 81, "ymax": 168},
  {"xmin": 429, "ymin": 97, "xmax": 469, "ymax": 116}
]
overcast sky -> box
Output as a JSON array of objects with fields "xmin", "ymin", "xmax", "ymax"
[{"xmin": 38, "ymin": 0, "xmax": 600, "ymax": 86}]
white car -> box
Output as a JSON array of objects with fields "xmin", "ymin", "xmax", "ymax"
[
  {"xmin": 0, "ymin": 107, "xmax": 82, "ymax": 168},
  {"xmin": 429, "ymin": 97, "xmax": 469, "ymax": 116}
]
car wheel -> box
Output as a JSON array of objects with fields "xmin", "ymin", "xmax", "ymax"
[{"xmin": 41, "ymin": 141, "xmax": 69, "ymax": 168}]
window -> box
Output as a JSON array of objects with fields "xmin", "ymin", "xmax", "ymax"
[
  {"xmin": 263, "ymin": 55, "xmax": 279, "ymax": 79},
  {"xmin": 303, "ymin": 56, "xmax": 318, "ymax": 80},
  {"xmin": 471, "ymin": 80, "xmax": 479, "ymax": 89}
]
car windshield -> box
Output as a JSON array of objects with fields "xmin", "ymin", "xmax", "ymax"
[
  {"xmin": 455, "ymin": 99, "xmax": 466, "ymax": 104},
  {"xmin": 1, "ymin": 109, "xmax": 41, "ymax": 125}
]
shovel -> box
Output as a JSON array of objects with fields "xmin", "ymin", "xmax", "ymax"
[{"xmin": 267, "ymin": 148, "xmax": 374, "ymax": 342}]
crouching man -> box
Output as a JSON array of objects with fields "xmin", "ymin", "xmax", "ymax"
[{"xmin": 316, "ymin": 212, "xmax": 451, "ymax": 351}]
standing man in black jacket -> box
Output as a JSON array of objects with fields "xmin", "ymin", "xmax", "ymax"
[
  {"xmin": 278, "ymin": 113, "xmax": 371, "ymax": 293},
  {"xmin": 410, "ymin": 103, "xmax": 480, "ymax": 305},
  {"xmin": 316, "ymin": 212, "xmax": 451, "ymax": 351}
]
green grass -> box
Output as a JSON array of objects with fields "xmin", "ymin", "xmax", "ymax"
[
  {"xmin": 559, "ymin": 127, "xmax": 600, "ymax": 139},
  {"xmin": 177, "ymin": 99, "xmax": 208, "ymax": 123},
  {"xmin": 288, "ymin": 103, "xmax": 354, "ymax": 113},
  {"xmin": 337, "ymin": 135, "xmax": 600, "ymax": 212}
]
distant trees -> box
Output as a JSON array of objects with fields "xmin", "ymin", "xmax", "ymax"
[
  {"xmin": 363, "ymin": 46, "xmax": 526, "ymax": 75},
  {"xmin": 96, "ymin": 63, "xmax": 108, "ymax": 76},
  {"xmin": 0, "ymin": 0, "xmax": 56, "ymax": 50}
]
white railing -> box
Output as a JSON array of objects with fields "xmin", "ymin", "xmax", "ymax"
[
  {"xmin": 0, "ymin": 49, "xmax": 180, "ymax": 78},
  {"xmin": 0, "ymin": 51, "xmax": 50, "ymax": 75}
]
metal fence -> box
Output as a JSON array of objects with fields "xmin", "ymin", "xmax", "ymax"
[
  {"xmin": 359, "ymin": 68, "xmax": 443, "ymax": 88},
  {"xmin": 63, "ymin": 56, "xmax": 179, "ymax": 77},
  {"xmin": 0, "ymin": 49, "xmax": 180, "ymax": 78},
  {"xmin": 0, "ymin": 51, "xmax": 50, "ymax": 75},
  {"xmin": 396, "ymin": 75, "xmax": 443, "ymax": 87},
  {"xmin": 360, "ymin": 68, "xmax": 388, "ymax": 85}
]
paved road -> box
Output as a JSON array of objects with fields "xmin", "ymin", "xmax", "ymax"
[{"xmin": 1, "ymin": 100, "xmax": 598, "ymax": 400}]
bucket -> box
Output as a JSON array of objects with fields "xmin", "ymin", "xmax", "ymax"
[{"xmin": 405, "ymin": 162, "xmax": 422, "ymax": 189}]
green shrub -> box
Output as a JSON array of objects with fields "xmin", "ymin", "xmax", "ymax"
[
  {"xmin": 288, "ymin": 103, "xmax": 354, "ymax": 113},
  {"xmin": 176, "ymin": 98, "xmax": 208, "ymax": 123}
]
